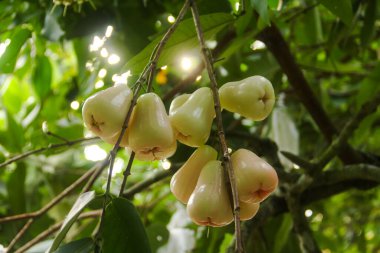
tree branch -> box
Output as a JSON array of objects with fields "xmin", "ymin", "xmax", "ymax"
[
  {"xmin": 313, "ymin": 92, "xmax": 380, "ymax": 170},
  {"xmin": 285, "ymin": 192, "xmax": 321, "ymax": 253},
  {"xmin": 13, "ymin": 210, "xmax": 101, "ymax": 253},
  {"xmin": 123, "ymin": 165, "xmax": 178, "ymax": 199},
  {"xmin": 0, "ymin": 164, "xmax": 99, "ymax": 224},
  {"xmin": 257, "ymin": 24, "xmax": 364, "ymax": 165},
  {"xmin": 0, "ymin": 137, "xmax": 99, "ymax": 169},
  {"xmin": 2, "ymin": 161, "xmax": 105, "ymax": 252},
  {"xmin": 190, "ymin": 1, "xmax": 243, "ymax": 252}
]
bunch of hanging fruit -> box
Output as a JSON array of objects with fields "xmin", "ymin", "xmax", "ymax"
[{"xmin": 82, "ymin": 75, "xmax": 278, "ymax": 227}]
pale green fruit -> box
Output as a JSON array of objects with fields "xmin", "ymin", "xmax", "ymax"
[
  {"xmin": 187, "ymin": 160, "xmax": 233, "ymax": 227},
  {"xmin": 231, "ymin": 149, "xmax": 278, "ymax": 203},
  {"xmin": 128, "ymin": 93, "xmax": 177, "ymax": 161},
  {"xmin": 219, "ymin": 76, "xmax": 275, "ymax": 121},
  {"xmin": 170, "ymin": 145, "xmax": 218, "ymax": 204},
  {"xmin": 82, "ymin": 84, "xmax": 132, "ymax": 138},
  {"xmin": 169, "ymin": 87, "xmax": 215, "ymax": 147},
  {"xmin": 239, "ymin": 201, "xmax": 260, "ymax": 221},
  {"xmin": 169, "ymin": 93, "xmax": 190, "ymax": 111}
]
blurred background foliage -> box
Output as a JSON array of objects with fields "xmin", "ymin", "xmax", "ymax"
[{"xmin": 0, "ymin": 0, "xmax": 379, "ymax": 252}]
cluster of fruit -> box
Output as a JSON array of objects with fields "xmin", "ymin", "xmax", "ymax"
[
  {"xmin": 82, "ymin": 75, "xmax": 277, "ymax": 226},
  {"xmin": 170, "ymin": 146, "xmax": 278, "ymax": 226}
]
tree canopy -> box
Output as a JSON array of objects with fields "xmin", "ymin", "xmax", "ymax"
[{"xmin": 0, "ymin": 0, "xmax": 379, "ymax": 253}]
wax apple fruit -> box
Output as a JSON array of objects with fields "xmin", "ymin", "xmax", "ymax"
[
  {"xmin": 169, "ymin": 87, "xmax": 215, "ymax": 147},
  {"xmin": 239, "ymin": 201, "xmax": 260, "ymax": 221},
  {"xmin": 219, "ymin": 76, "xmax": 275, "ymax": 121},
  {"xmin": 82, "ymin": 84, "xmax": 132, "ymax": 141},
  {"xmin": 231, "ymin": 149, "xmax": 278, "ymax": 203},
  {"xmin": 170, "ymin": 145, "xmax": 218, "ymax": 204},
  {"xmin": 128, "ymin": 93, "xmax": 177, "ymax": 161},
  {"xmin": 187, "ymin": 161, "xmax": 233, "ymax": 227}
]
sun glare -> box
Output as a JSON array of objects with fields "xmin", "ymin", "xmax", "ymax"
[
  {"xmin": 70, "ymin": 101, "xmax": 80, "ymax": 110},
  {"xmin": 84, "ymin": 145, "xmax": 107, "ymax": 161}
]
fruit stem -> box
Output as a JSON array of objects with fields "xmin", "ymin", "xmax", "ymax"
[
  {"xmin": 145, "ymin": 0, "xmax": 191, "ymax": 92},
  {"xmin": 190, "ymin": 1, "xmax": 243, "ymax": 252},
  {"xmin": 116, "ymin": 0, "xmax": 191, "ymax": 196},
  {"xmin": 95, "ymin": 0, "xmax": 192, "ymax": 242}
]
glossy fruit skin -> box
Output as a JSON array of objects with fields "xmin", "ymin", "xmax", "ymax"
[
  {"xmin": 219, "ymin": 75, "xmax": 275, "ymax": 121},
  {"xmin": 170, "ymin": 145, "xmax": 218, "ymax": 204},
  {"xmin": 239, "ymin": 201, "xmax": 260, "ymax": 221},
  {"xmin": 231, "ymin": 149, "xmax": 278, "ymax": 203},
  {"xmin": 128, "ymin": 92, "xmax": 177, "ymax": 161},
  {"xmin": 187, "ymin": 160, "xmax": 234, "ymax": 227},
  {"xmin": 82, "ymin": 84, "xmax": 133, "ymax": 139},
  {"xmin": 169, "ymin": 87, "xmax": 215, "ymax": 147}
]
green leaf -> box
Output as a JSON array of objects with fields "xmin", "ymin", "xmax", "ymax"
[
  {"xmin": 1, "ymin": 77, "xmax": 32, "ymax": 115},
  {"xmin": 235, "ymin": 3, "xmax": 254, "ymax": 36},
  {"xmin": 318, "ymin": 0, "xmax": 353, "ymax": 26},
  {"xmin": 53, "ymin": 238, "xmax": 94, "ymax": 253},
  {"xmin": 6, "ymin": 163, "xmax": 26, "ymax": 214},
  {"xmin": 1, "ymin": 110, "xmax": 25, "ymax": 152},
  {"xmin": 101, "ymin": 197, "xmax": 152, "ymax": 253},
  {"xmin": 47, "ymin": 191, "xmax": 96, "ymax": 253},
  {"xmin": 123, "ymin": 13, "xmax": 234, "ymax": 75},
  {"xmin": 360, "ymin": 0, "xmax": 377, "ymax": 47},
  {"xmin": 294, "ymin": 4, "xmax": 323, "ymax": 45},
  {"xmin": 32, "ymin": 55, "xmax": 52, "ymax": 100},
  {"xmin": 219, "ymin": 233, "xmax": 234, "ymax": 253},
  {"xmin": 268, "ymin": 0, "xmax": 279, "ymax": 10},
  {"xmin": 356, "ymin": 62, "xmax": 380, "ymax": 108},
  {"xmin": 250, "ymin": 0, "xmax": 270, "ymax": 26},
  {"xmin": 0, "ymin": 28, "xmax": 31, "ymax": 73},
  {"xmin": 273, "ymin": 214, "xmax": 293, "ymax": 253}
]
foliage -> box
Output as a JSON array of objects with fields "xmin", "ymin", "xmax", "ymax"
[{"xmin": 0, "ymin": 0, "xmax": 379, "ymax": 252}]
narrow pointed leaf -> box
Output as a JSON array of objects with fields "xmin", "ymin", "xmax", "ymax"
[
  {"xmin": 318, "ymin": 0, "xmax": 353, "ymax": 26},
  {"xmin": 47, "ymin": 191, "xmax": 96, "ymax": 253},
  {"xmin": 53, "ymin": 238, "xmax": 94, "ymax": 253},
  {"xmin": 0, "ymin": 28, "xmax": 31, "ymax": 73},
  {"xmin": 123, "ymin": 13, "xmax": 234, "ymax": 74},
  {"xmin": 250, "ymin": 0, "xmax": 270, "ymax": 26},
  {"xmin": 33, "ymin": 55, "xmax": 52, "ymax": 100}
]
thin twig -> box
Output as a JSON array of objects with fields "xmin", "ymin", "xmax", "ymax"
[
  {"xmin": 81, "ymin": 156, "xmax": 111, "ymax": 193},
  {"xmin": 0, "ymin": 137, "xmax": 99, "ymax": 169},
  {"xmin": 2, "ymin": 163, "xmax": 102, "ymax": 252},
  {"xmin": 162, "ymin": 62, "xmax": 205, "ymax": 102},
  {"xmin": 284, "ymin": 3, "xmax": 318, "ymax": 23},
  {"xmin": 190, "ymin": 1, "xmax": 243, "ymax": 252},
  {"xmin": 123, "ymin": 166, "xmax": 178, "ymax": 198},
  {"xmin": 13, "ymin": 210, "xmax": 101, "ymax": 253},
  {"xmin": 313, "ymin": 92, "xmax": 380, "ymax": 170},
  {"xmin": 117, "ymin": 0, "xmax": 190, "ymax": 198},
  {"xmin": 118, "ymin": 151, "xmax": 135, "ymax": 197},
  {"xmin": 281, "ymin": 92, "xmax": 380, "ymax": 172},
  {"xmin": 45, "ymin": 131, "xmax": 70, "ymax": 143},
  {"xmin": 145, "ymin": 1, "xmax": 190, "ymax": 91},
  {"xmin": 284, "ymin": 190, "xmax": 321, "ymax": 253},
  {"xmin": 6, "ymin": 219, "xmax": 33, "ymax": 252},
  {"xmin": 257, "ymin": 24, "xmax": 364, "ymax": 165},
  {"xmin": 0, "ymin": 166, "xmax": 97, "ymax": 224}
]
